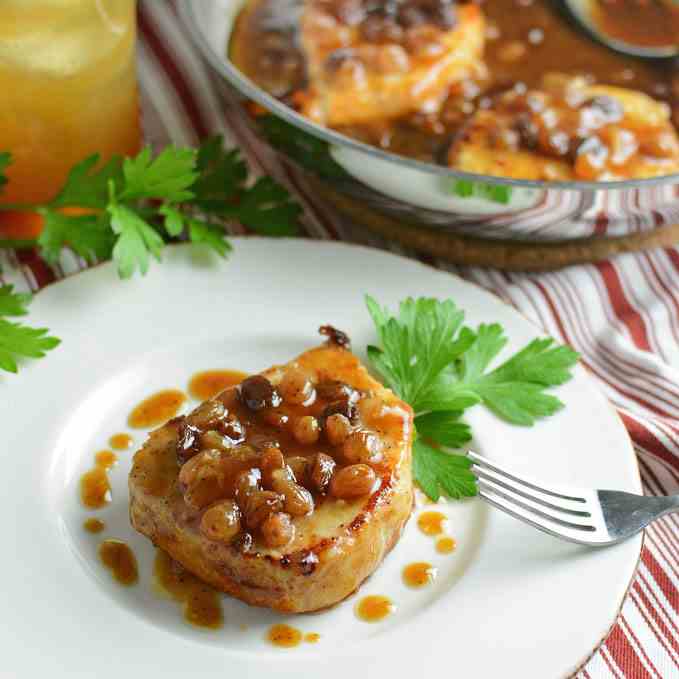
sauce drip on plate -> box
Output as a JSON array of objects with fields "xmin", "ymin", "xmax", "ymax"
[
  {"xmin": 188, "ymin": 370, "xmax": 248, "ymax": 401},
  {"xmin": 83, "ymin": 518, "xmax": 105, "ymax": 534},
  {"xmin": 109, "ymin": 433, "xmax": 133, "ymax": 450},
  {"xmin": 99, "ymin": 539, "xmax": 138, "ymax": 586},
  {"xmin": 267, "ymin": 624, "xmax": 303, "ymax": 648},
  {"xmin": 403, "ymin": 562, "xmax": 437, "ymax": 588},
  {"xmin": 153, "ymin": 549, "xmax": 223, "ymax": 629},
  {"xmin": 95, "ymin": 450, "xmax": 117, "ymax": 468},
  {"xmin": 417, "ymin": 511, "xmax": 448, "ymax": 536},
  {"xmin": 304, "ymin": 632, "xmax": 321, "ymax": 644},
  {"xmin": 436, "ymin": 536, "xmax": 456, "ymax": 554},
  {"xmin": 80, "ymin": 450, "xmax": 118, "ymax": 509},
  {"xmin": 355, "ymin": 595, "xmax": 394, "ymax": 622},
  {"xmin": 128, "ymin": 389, "xmax": 187, "ymax": 428}
]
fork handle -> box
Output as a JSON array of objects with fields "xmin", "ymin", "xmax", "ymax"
[
  {"xmin": 602, "ymin": 491, "xmax": 679, "ymax": 539},
  {"xmin": 643, "ymin": 494, "xmax": 679, "ymax": 522},
  {"xmin": 660, "ymin": 494, "xmax": 679, "ymax": 514},
  {"xmin": 640, "ymin": 494, "xmax": 679, "ymax": 516}
]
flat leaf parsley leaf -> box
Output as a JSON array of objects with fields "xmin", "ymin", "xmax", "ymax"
[
  {"xmin": 0, "ymin": 137, "xmax": 303, "ymax": 373},
  {"xmin": 108, "ymin": 199, "xmax": 165, "ymax": 279},
  {"xmin": 38, "ymin": 210, "xmax": 115, "ymax": 266},
  {"xmin": 120, "ymin": 146, "xmax": 198, "ymax": 203},
  {"xmin": 192, "ymin": 139, "xmax": 247, "ymax": 208},
  {"xmin": 0, "ymin": 284, "xmax": 31, "ymax": 317},
  {"xmin": 413, "ymin": 439, "xmax": 477, "ymax": 502},
  {"xmin": 186, "ymin": 218, "xmax": 233, "ymax": 258},
  {"xmin": 50, "ymin": 154, "xmax": 123, "ymax": 209},
  {"xmin": 193, "ymin": 142, "xmax": 302, "ymax": 237},
  {"xmin": 0, "ymin": 285, "xmax": 59, "ymax": 373},
  {"xmin": 414, "ymin": 411, "xmax": 471, "ymax": 448},
  {"xmin": 0, "ymin": 136, "xmax": 301, "ymax": 278},
  {"xmin": 231, "ymin": 177, "xmax": 302, "ymax": 236},
  {"xmin": 453, "ymin": 325, "xmax": 580, "ymax": 425},
  {"xmin": 366, "ymin": 296, "xmax": 580, "ymax": 501},
  {"xmin": 365, "ymin": 295, "xmax": 474, "ymax": 409},
  {"xmin": 0, "ymin": 152, "xmax": 11, "ymax": 194}
]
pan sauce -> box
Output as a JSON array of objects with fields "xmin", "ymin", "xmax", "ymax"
[{"xmin": 231, "ymin": 0, "xmax": 678, "ymax": 181}]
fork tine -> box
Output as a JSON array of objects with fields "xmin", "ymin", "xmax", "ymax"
[
  {"xmin": 476, "ymin": 479, "xmax": 596, "ymax": 528},
  {"xmin": 472, "ymin": 466, "xmax": 592, "ymax": 517},
  {"xmin": 478, "ymin": 486, "xmax": 609, "ymax": 545},
  {"xmin": 468, "ymin": 451, "xmax": 587, "ymax": 504}
]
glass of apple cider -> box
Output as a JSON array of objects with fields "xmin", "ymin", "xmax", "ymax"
[{"xmin": 0, "ymin": 0, "xmax": 141, "ymax": 208}]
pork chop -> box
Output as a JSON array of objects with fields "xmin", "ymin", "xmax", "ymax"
[
  {"xmin": 129, "ymin": 327, "xmax": 414, "ymax": 613},
  {"xmin": 299, "ymin": 0, "xmax": 485, "ymax": 126},
  {"xmin": 448, "ymin": 74, "xmax": 679, "ymax": 181}
]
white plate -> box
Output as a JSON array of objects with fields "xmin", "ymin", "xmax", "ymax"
[{"xmin": 2, "ymin": 240, "xmax": 641, "ymax": 678}]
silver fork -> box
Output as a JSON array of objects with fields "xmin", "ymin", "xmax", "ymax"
[{"xmin": 469, "ymin": 451, "xmax": 679, "ymax": 546}]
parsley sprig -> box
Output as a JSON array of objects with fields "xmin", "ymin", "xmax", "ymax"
[
  {"xmin": 0, "ymin": 138, "xmax": 302, "ymax": 373},
  {"xmin": 366, "ymin": 296, "xmax": 579, "ymax": 501},
  {"xmin": 0, "ymin": 285, "xmax": 59, "ymax": 373},
  {"xmin": 0, "ymin": 153, "xmax": 11, "ymax": 195},
  {"xmin": 0, "ymin": 137, "xmax": 301, "ymax": 279}
]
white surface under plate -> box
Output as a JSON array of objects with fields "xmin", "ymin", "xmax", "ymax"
[{"xmin": 1, "ymin": 239, "xmax": 641, "ymax": 678}]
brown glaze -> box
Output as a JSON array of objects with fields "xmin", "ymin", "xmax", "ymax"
[
  {"xmin": 479, "ymin": 0, "xmax": 672, "ymax": 98},
  {"xmin": 146, "ymin": 355, "xmax": 409, "ymax": 548},
  {"xmin": 153, "ymin": 549, "xmax": 223, "ymax": 629},
  {"xmin": 319, "ymin": 325, "xmax": 351, "ymax": 348},
  {"xmin": 128, "ymin": 338, "xmax": 414, "ymax": 614},
  {"xmin": 80, "ymin": 450, "xmax": 118, "ymax": 509},
  {"xmin": 355, "ymin": 595, "xmax": 394, "ymax": 622},
  {"xmin": 109, "ymin": 433, "xmax": 133, "ymax": 450},
  {"xmin": 304, "ymin": 632, "xmax": 321, "ymax": 643},
  {"xmin": 231, "ymin": 0, "xmax": 677, "ymax": 172},
  {"xmin": 590, "ymin": 0, "xmax": 679, "ymax": 49},
  {"xmin": 417, "ymin": 511, "xmax": 448, "ymax": 536},
  {"xmin": 403, "ymin": 561, "xmax": 437, "ymax": 588},
  {"xmin": 128, "ymin": 389, "xmax": 187, "ymax": 429},
  {"xmin": 95, "ymin": 450, "xmax": 117, "ymax": 468},
  {"xmin": 436, "ymin": 536, "xmax": 456, "ymax": 554},
  {"xmin": 267, "ymin": 624, "xmax": 303, "ymax": 647},
  {"xmin": 83, "ymin": 518, "xmax": 106, "ymax": 534},
  {"xmin": 80, "ymin": 467, "xmax": 110, "ymax": 509},
  {"xmin": 99, "ymin": 540, "xmax": 138, "ymax": 586},
  {"xmin": 188, "ymin": 370, "xmax": 248, "ymax": 401}
]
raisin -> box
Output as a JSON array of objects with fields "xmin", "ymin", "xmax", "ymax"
[
  {"xmin": 319, "ymin": 325, "xmax": 351, "ymax": 348},
  {"xmin": 322, "ymin": 400, "xmax": 359, "ymax": 425},
  {"xmin": 582, "ymin": 96, "xmax": 623, "ymax": 125},
  {"xmin": 514, "ymin": 113, "xmax": 540, "ymax": 150},
  {"xmin": 240, "ymin": 375, "xmax": 281, "ymax": 411},
  {"xmin": 324, "ymin": 48, "xmax": 361, "ymax": 75},
  {"xmin": 316, "ymin": 380, "xmax": 358, "ymax": 403},
  {"xmin": 176, "ymin": 420, "xmax": 201, "ymax": 464},
  {"xmin": 576, "ymin": 135, "xmax": 608, "ymax": 161},
  {"xmin": 322, "ymin": 0, "xmax": 366, "ymax": 25},
  {"xmin": 360, "ymin": 14, "xmax": 404, "ymax": 43},
  {"xmin": 232, "ymin": 532, "xmax": 254, "ymax": 554},
  {"xmin": 398, "ymin": 0, "xmax": 456, "ymax": 29},
  {"xmin": 309, "ymin": 453, "xmax": 336, "ymax": 493},
  {"xmin": 218, "ymin": 414, "xmax": 245, "ymax": 444}
]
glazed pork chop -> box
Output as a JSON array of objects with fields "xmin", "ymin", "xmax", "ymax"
[
  {"xmin": 448, "ymin": 74, "xmax": 679, "ymax": 181},
  {"xmin": 299, "ymin": 0, "xmax": 485, "ymax": 126},
  {"xmin": 129, "ymin": 327, "xmax": 414, "ymax": 613}
]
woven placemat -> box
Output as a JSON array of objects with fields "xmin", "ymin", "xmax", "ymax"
[{"xmin": 314, "ymin": 182, "xmax": 679, "ymax": 271}]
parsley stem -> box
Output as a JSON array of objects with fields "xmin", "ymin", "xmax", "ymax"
[
  {"xmin": 0, "ymin": 238, "xmax": 37, "ymax": 250},
  {"xmin": 0, "ymin": 203, "xmax": 40, "ymax": 212}
]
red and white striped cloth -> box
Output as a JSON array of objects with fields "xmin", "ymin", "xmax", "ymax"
[{"xmin": 3, "ymin": 2, "xmax": 677, "ymax": 676}]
